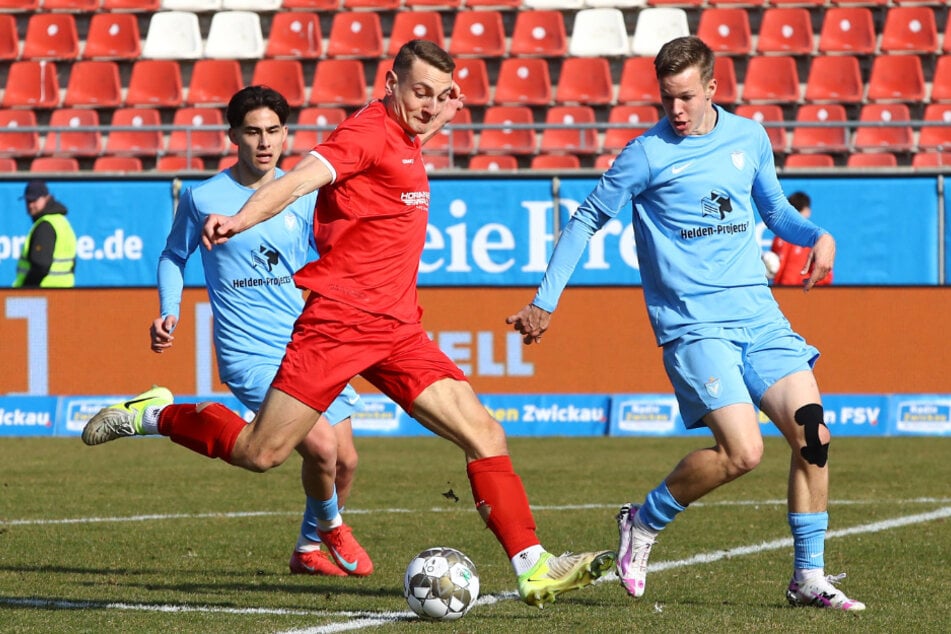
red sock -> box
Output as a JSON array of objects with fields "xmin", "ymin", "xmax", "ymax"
[
  {"xmin": 157, "ymin": 403, "xmax": 244, "ymax": 463},
  {"xmin": 467, "ymin": 455, "xmax": 540, "ymax": 558}
]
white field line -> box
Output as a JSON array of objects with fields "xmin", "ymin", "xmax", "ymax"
[
  {"xmin": 2, "ymin": 497, "xmax": 950, "ymax": 527},
  {"xmin": 2, "ymin": 504, "xmax": 949, "ymax": 631}
]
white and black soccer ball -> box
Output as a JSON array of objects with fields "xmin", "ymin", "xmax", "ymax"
[{"xmin": 403, "ymin": 547, "xmax": 480, "ymax": 621}]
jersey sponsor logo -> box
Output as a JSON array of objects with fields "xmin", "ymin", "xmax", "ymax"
[
  {"xmin": 401, "ymin": 158, "xmax": 415, "ymax": 165},
  {"xmin": 701, "ymin": 190, "xmax": 733, "ymax": 220},
  {"xmin": 401, "ymin": 191, "xmax": 430, "ymax": 210},
  {"xmin": 251, "ymin": 245, "xmax": 280, "ymax": 273}
]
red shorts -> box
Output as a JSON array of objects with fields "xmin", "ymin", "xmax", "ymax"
[{"xmin": 272, "ymin": 294, "xmax": 466, "ymax": 415}]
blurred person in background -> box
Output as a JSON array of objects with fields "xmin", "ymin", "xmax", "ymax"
[
  {"xmin": 13, "ymin": 180, "xmax": 76, "ymax": 288},
  {"xmin": 771, "ymin": 192, "xmax": 833, "ymax": 287}
]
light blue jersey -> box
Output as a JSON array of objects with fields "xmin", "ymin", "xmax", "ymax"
[
  {"xmin": 158, "ymin": 168, "xmax": 359, "ymax": 417},
  {"xmin": 536, "ymin": 106, "xmax": 825, "ymax": 345}
]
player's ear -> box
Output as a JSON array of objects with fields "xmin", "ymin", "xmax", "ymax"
[{"xmin": 385, "ymin": 70, "xmax": 398, "ymax": 96}]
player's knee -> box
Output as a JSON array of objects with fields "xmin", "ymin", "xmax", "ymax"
[
  {"xmin": 794, "ymin": 403, "xmax": 829, "ymax": 468},
  {"xmin": 727, "ymin": 441, "xmax": 763, "ymax": 476},
  {"xmin": 246, "ymin": 446, "xmax": 290, "ymax": 472}
]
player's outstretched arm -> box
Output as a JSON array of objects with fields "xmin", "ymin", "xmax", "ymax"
[
  {"xmin": 802, "ymin": 232, "xmax": 836, "ymax": 291},
  {"xmin": 202, "ymin": 155, "xmax": 332, "ymax": 249},
  {"xmin": 506, "ymin": 304, "xmax": 551, "ymax": 345}
]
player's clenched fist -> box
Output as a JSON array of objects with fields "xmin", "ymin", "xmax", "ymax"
[{"xmin": 202, "ymin": 213, "xmax": 239, "ymax": 250}]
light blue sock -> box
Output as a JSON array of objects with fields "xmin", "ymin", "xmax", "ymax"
[
  {"xmin": 638, "ymin": 481, "xmax": 687, "ymax": 531},
  {"xmin": 300, "ymin": 490, "xmax": 340, "ymax": 543},
  {"xmin": 789, "ymin": 511, "xmax": 828, "ymax": 572}
]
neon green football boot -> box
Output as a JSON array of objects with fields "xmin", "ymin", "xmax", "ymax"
[
  {"xmin": 82, "ymin": 386, "xmax": 173, "ymax": 446},
  {"xmin": 517, "ymin": 550, "xmax": 616, "ymax": 608}
]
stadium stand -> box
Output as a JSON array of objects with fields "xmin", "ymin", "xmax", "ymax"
[
  {"xmin": 880, "ymin": 6, "xmax": 938, "ymax": 54},
  {"xmin": 0, "ymin": 14, "xmax": 16, "ymax": 62},
  {"xmin": 510, "ymin": 10, "xmax": 568, "ymax": 57},
  {"xmin": 156, "ymin": 155, "xmax": 205, "ymax": 171},
  {"xmin": 631, "ymin": 8, "xmax": 690, "ymax": 56},
  {"xmin": 125, "ymin": 60, "xmax": 184, "ymax": 108},
  {"xmin": 742, "ymin": 56, "xmax": 800, "ymax": 103},
  {"xmin": 387, "ymin": 11, "xmax": 445, "ymax": 57},
  {"xmin": 852, "ymin": 104, "xmax": 914, "ymax": 154},
  {"xmin": 453, "ymin": 57, "xmax": 491, "ymax": 107},
  {"xmin": 31, "ymin": 156, "xmax": 80, "ymax": 171},
  {"xmin": 21, "ymin": 13, "xmax": 80, "ymax": 61},
  {"xmin": 252, "ymin": 59, "xmax": 307, "ymax": 108},
  {"xmin": 83, "ymin": 13, "xmax": 143, "ymax": 60},
  {"xmin": 696, "ymin": 8, "xmax": 752, "ymax": 56},
  {"xmin": 735, "ymin": 104, "xmax": 787, "ymax": 153},
  {"xmin": 478, "ymin": 106, "xmax": 537, "ymax": 155},
  {"xmin": 0, "ymin": 109, "xmax": 40, "ymax": 156},
  {"xmin": 755, "ymin": 8, "xmax": 814, "ymax": 56},
  {"xmin": 493, "ymin": 58, "xmax": 553, "ymax": 106},
  {"xmin": 204, "ymin": 11, "xmax": 266, "ymax": 59},
  {"xmin": 603, "ymin": 105, "xmax": 659, "ymax": 153},
  {"xmin": 141, "ymin": 11, "xmax": 203, "ymax": 59},
  {"xmin": 309, "ymin": 59, "xmax": 368, "ymax": 106},
  {"xmin": 43, "ymin": 109, "xmax": 102, "ymax": 156},
  {"xmin": 449, "ymin": 10, "xmax": 507, "ymax": 58},
  {"xmin": 93, "ymin": 156, "xmax": 144, "ymax": 172},
  {"xmin": 784, "ymin": 153, "xmax": 834, "ymax": 168},
  {"xmin": 847, "ymin": 152, "xmax": 898, "ymax": 168},
  {"xmin": 468, "ymin": 154, "xmax": 519, "ymax": 171},
  {"xmin": 555, "ymin": 57, "xmax": 614, "ymax": 106},
  {"xmin": 567, "ymin": 8, "xmax": 630, "ymax": 57},
  {"xmin": 292, "ymin": 106, "xmax": 347, "ymax": 154},
  {"xmin": 866, "ymin": 55, "xmax": 926, "ymax": 103},
  {"xmin": 2, "ymin": 61, "xmax": 60, "ymax": 109},
  {"xmin": 539, "ymin": 105, "xmax": 599, "ymax": 155},
  {"xmin": 166, "ymin": 108, "xmax": 227, "ymax": 155},
  {"xmin": 0, "ymin": 157, "xmax": 18, "ymax": 171},
  {"xmin": 918, "ymin": 104, "xmax": 951, "ymax": 152},
  {"xmin": 617, "ymin": 56, "xmax": 661, "ymax": 105},
  {"xmin": 326, "ymin": 12, "xmax": 383, "ymax": 58},
  {"xmin": 931, "ymin": 56, "xmax": 951, "ymax": 102},
  {"xmin": 791, "ymin": 104, "xmax": 849, "ymax": 154},
  {"xmin": 804, "ymin": 55, "xmax": 864, "ymax": 104},
  {"xmin": 265, "ymin": 12, "xmax": 323, "ymax": 59},
  {"xmin": 104, "ymin": 108, "xmax": 164, "ymax": 157},
  {"xmin": 186, "ymin": 59, "xmax": 244, "ymax": 107},
  {"xmin": 817, "ymin": 7, "xmax": 876, "ymax": 56},
  {"xmin": 531, "ymin": 153, "xmax": 581, "ymax": 169},
  {"xmin": 713, "ymin": 56, "xmax": 738, "ymax": 105},
  {"xmin": 424, "ymin": 106, "xmax": 474, "ymax": 154},
  {"xmin": 63, "ymin": 61, "xmax": 123, "ymax": 108}
]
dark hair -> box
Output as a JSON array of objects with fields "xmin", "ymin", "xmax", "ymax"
[
  {"xmin": 788, "ymin": 192, "xmax": 811, "ymax": 212},
  {"xmin": 392, "ymin": 39, "xmax": 455, "ymax": 80},
  {"xmin": 226, "ymin": 86, "xmax": 290, "ymax": 129},
  {"xmin": 654, "ymin": 36, "xmax": 715, "ymax": 84}
]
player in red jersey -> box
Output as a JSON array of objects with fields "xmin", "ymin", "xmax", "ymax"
[{"xmin": 84, "ymin": 40, "xmax": 613, "ymax": 607}]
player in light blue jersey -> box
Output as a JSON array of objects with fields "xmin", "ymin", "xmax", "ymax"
[
  {"xmin": 508, "ymin": 37, "xmax": 864, "ymax": 611},
  {"xmin": 150, "ymin": 86, "xmax": 370, "ymax": 577}
]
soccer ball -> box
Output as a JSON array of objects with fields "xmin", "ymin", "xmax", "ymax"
[
  {"xmin": 403, "ymin": 547, "xmax": 480, "ymax": 621},
  {"xmin": 762, "ymin": 250, "xmax": 780, "ymax": 279}
]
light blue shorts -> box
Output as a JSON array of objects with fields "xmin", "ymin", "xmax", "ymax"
[
  {"xmin": 662, "ymin": 320, "xmax": 818, "ymax": 429},
  {"xmin": 227, "ymin": 362, "xmax": 361, "ymax": 424}
]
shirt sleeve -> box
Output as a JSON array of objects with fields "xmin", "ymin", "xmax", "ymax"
[
  {"xmin": 22, "ymin": 220, "xmax": 56, "ymax": 286},
  {"xmin": 157, "ymin": 189, "xmax": 201, "ymax": 319},
  {"xmin": 752, "ymin": 151, "xmax": 825, "ymax": 247},
  {"xmin": 533, "ymin": 142, "xmax": 649, "ymax": 311}
]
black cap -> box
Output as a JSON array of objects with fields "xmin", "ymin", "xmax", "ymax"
[{"xmin": 22, "ymin": 180, "xmax": 49, "ymax": 201}]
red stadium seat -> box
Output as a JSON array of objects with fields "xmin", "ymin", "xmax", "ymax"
[
  {"xmin": 0, "ymin": 157, "xmax": 17, "ymax": 172},
  {"xmin": 880, "ymin": 7, "xmax": 938, "ymax": 54},
  {"xmin": 43, "ymin": 0, "xmax": 99, "ymax": 9},
  {"xmin": 454, "ymin": 58, "xmax": 490, "ymax": 107},
  {"xmin": 83, "ymin": 13, "xmax": 142, "ymax": 60},
  {"xmin": 847, "ymin": 152, "xmax": 897, "ymax": 168},
  {"xmin": 468, "ymin": 154, "xmax": 518, "ymax": 171},
  {"xmin": 931, "ymin": 56, "xmax": 951, "ymax": 102},
  {"xmin": 43, "ymin": 108, "xmax": 101, "ymax": 156},
  {"xmin": 493, "ymin": 58, "xmax": 552, "ymax": 106},
  {"xmin": 449, "ymin": 10, "xmax": 506, "ymax": 58},
  {"xmin": 713, "ymin": 56, "xmax": 738, "ymax": 105},
  {"xmin": 21, "ymin": 13, "xmax": 79, "ymax": 60},
  {"xmin": 769, "ymin": 0, "xmax": 823, "ymax": 6},
  {"xmin": 603, "ymin": 105, "xmax": 659, "ymax": 153},
  {"xmin": 370, "ymin": 59, "xmax": 391, "ymax": 100},
  {"xmin": 913, "ymin": 152, "xmax": 951, "ymax": 169},
  {"xmin": 156, "ymin": 155, "xmax": 205, "ymax": 171},
  {"xmin": 126, "ymin": 60, "xmax": 183, "ymax": 108},
  {"xmin": 756, "ymin": 8, "xmax": 814, "ymax": 55},
  {"xmin": 463, "ymin": 0, "xmax": 521, "ymax": 9},
  {"xmin": 918, "ymin": 104, "xmax": 951, "ymax": 152},
  {"xmin": 784, "ymin": 153, "xmax": 834, "ymax": 169},
  {"xmin": 424, "ymin": 107, "xmax": 474, "ymax": 154},
  {"xmin": 94, "ymin": 156, "xmax": 144, "ymax": 172},
  {"xmin": 421, "ymin": 153, "xmax": 453, "ymax": 172},
  {"xmin": 0, "ymin": 109, "xmax": 40, "ymax": 156},
  {"xmin": 0, "ymin": 15, "xmax": 19, "ymax": 62},
  {"xmin": 866, "ymin": 55, "xmax": 925, "ymax": 103},
  {"xmin": 2, "ymin": 61, "xmax": 61, "ymax": 109},
  {"xmin": 252, "ymin": 60, "xmax": 306, "ymax": 108},
  {"xmin": 509, "ymin": 10, "xmax": 567, "ymax": 57},
  {"xmin": 741, "ymin": 56, "xmax": 800, "ymax": 103},
  {"xmin": 406, "ymin": 0, "xmax": 461, "ymax": 7},
  {"xmin": 696, "ymin": 8, "xmax": 752, "ymax": 56},
  {"xmin": 342, "ymin": 0, "xmax": 399, "ymax": 8},
  {"xmin": 555, "ymin": 57, "xmax": 613, "ymax": 106},
  {"xmin": 326, "ymin": 12, "xmax": 383, "ymax": 58},
  {"xmin": 105, "ymin": 107, "xmax": 163, "ymax": 156},
  {"xmin": 817, "ymin": 7, "xmax": 876, "ymax": 56},
  {"xmin": 617, "ymin": 57, "xmax": 661, "ymax": 105},
  {"xmin": 266, "ymin": 12, "xmax": 323, "ymax": 59},
  {"xmin": 853, "ymin": 104, "xmax": 913, "ymax": 153},
  {"xmin": 63, "ymin": 61, "xmax": 122, "ymax": 108},
  {"xmin": 478, "ymin": 106, "xmax": 537, "ymax": 155},
  {"xmin": 292, "ymin": 107, "xmax": 346, "ymax": 153},
  {"xmin": 0, "ymin": 0, "xmax": 39, "ymax": 9},
  {"xmin": 706, "ymin": 0, "xmax": 765, "ymax": 7},
  {"xmin": 167, "ymin": 108, "xmax": 227, "ymax": 155},
  {"xmin": 31, "ymin": 156, "xmax": 80, "ymax": 172},
  {"xmin": 387, "ymin": 11, "xmax": 445, "ymax": 57},
  {"xmin": 186, "ymin": 60, "xmax": 244, "ymax": 108},
  {"xmin": 530, "ymin": 153, "xmax": 581, "ymax": 170},
  {"xmin": 310, "ymin": 59, "xmax": 368, "ymax": 106},
  {"xmin": 594, "ymin": 153, "xmax": 617, "ymax": 170},
  {"xmin": 280, "ymin": 0, "xmax": 339, "ymax": 9},
  {"xmin": 100, "ymin": 0, "xmax": 161, "ymax": 10},
  {"xmin": 539, "ymin": 105, "xmax": 598, "ymax": 155},
  {"xmin": 791, "ymin": 104, "xmax": 848, "ymax": 154},
  {"xmin": 735, "ymin": 104, "xmax": 787, "ymax": 153},
  {"xmin": 803, "ymin": 55, "xmax": 863, "ymax": 104},
  {"xmin": 279, "ymin": 154, "xmax": 306, "ymax": 171}
]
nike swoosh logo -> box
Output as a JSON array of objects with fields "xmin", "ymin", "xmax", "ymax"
[
  {"xmin": 122, "ymin": 396, "xmax": 153, "ymax": 409},
  {"xmin": 329, "ymin": 546, "xmax": 359, "ymax": 572},
  {"xmin": 671, "ymin": 162, "xmax": 692, "ymax": 175}
]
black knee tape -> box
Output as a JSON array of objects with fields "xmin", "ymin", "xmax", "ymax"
[{"xmin": 794, "ymin": 403, "xmax": 829, "ymax": 468}]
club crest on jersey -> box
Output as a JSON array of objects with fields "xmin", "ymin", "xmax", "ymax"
[
  {"xmin": 284, "ymin": 214, "xmax": 298, "ymax": 231},
  {"xmin": 704, "ymin": 377, "xmax": 721, "ymax": 398},
  {"xmin": 731, "ymin": 151, "xmax": 745, "ymax": 170}
]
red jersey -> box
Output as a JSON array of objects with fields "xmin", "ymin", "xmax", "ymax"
[
  {"xmin": 771, "ymin": 236, "xmax": 833, "ymax": 286},
  {"xmin": 295, "ymin": 100, "xmax": 431, "ymax": 323}
]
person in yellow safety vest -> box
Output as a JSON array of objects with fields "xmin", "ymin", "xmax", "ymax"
[{"xmin": 14, "ymin": 180, "xmax": 77, "ymax": 288}]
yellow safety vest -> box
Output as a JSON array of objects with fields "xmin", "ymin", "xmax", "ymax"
[{"xmin": 14, "ymin": 214, "xmax": 77, "ymax": 288}]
